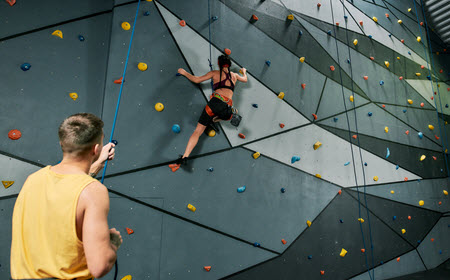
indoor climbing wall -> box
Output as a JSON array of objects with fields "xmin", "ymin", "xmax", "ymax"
[{"xmin": 1, "ymin": 0, "xmax": 449, "ymax": 279}]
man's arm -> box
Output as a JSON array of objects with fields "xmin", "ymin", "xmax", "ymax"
[
  {"xmin": 89, "ymin": 143, "xmax": 115, "ymax": 178},
  {"xmin": 80, "ymin": 182, "xmax": 122, "ymax": 278},
  {"xmin": 178, "ymin": 68, "xmax": 214, "ymax": 84}
]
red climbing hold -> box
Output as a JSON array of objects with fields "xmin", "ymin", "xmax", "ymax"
[
  {"xmin": 204, "ymin": 266, "xmax": 211, "ymax": 272},
  {"xmin": 251, "ymin": 14, "xmax": 259, "ymax": 22},
  {"xmin": 385, "ymin": 13, "xmax": 389, "ymax": 18},
  {"xmin": 404, "ymin": 177, "xmax": 408, "ymax": 181},
  {"xmin": 408, "ymin": 216, "xmax": 411, "ymax": 220},
  {"xmin": 238, "ymin": 133, "xmax": 246, "ymax": 139},
  {"xmin": 432, "ymin": 156, "xmax": 437, "ymax": 160},
  {"xmin": 397, "ymin": 257, "xmax": 400, "ymax": 262},
  {"xmin": 317, "ymin": 3, "xmax": 321, "ymax": 8},
  {"xmin": 281, "ymin": 239, "xmax": 287, "ymax": 244},
  {"xmin": 352, "ymin": 135, "xmax": 357, "ymax": 139},
  {"xmin": 279, "ymin": 123, "xmax": 285, "ymax": 128},
  {"xmin": 370, "ymin": 56, "xmax": 375, "ymax": 60},
  {"xmin": 301, "ymin": 83, "xmax": 306, "ymax": 89},
  {"xmin": 431, "ymin": 96, "xmax": 434, "ymax": 100},
  {"xmin": 114, "ymin": 77, "xmax": 123, "ymax": 84},
  {"xmin": 399, "ymin": 76, "xmax": 404, "ymax": 80},
  {"xmin": 431, "ymin": 238, "xmax": 435, "ymax": 242},
  {"xmin": 363, "ymin": 76, "xmax": 368, "ymax": 80},
  {"xmin": 330, "ymin": 65, "xmax": 335, "ymax": 71},
  {"xmin": 179, "ymin": 20, "xmax": 186, "ymax": 27},
  {"xmin": 420, "ymin": 22, "xmax": 424, "ymax": 26},
  {"xmin": 405, "ymin": 130, "xmax": 410, "ymax": 135},
  {"xmin": 338, "ymin": 190, "xmax": 342, "ymax": 195},
  {"xmin": 440, "ymin": 69, "xmax": 443, "ymax": 73},
  {"xmin": 224, "ymin": 48, "xmax": 231, "ymax": 55},
  {"xmin": 126, "ymin": 227, "xmax": 134, "ymax": 235},
  {"xmin": 169, "ymin": 163, "xmax": 180, "ymax": 172},
  {"xmin": 420, "ymin": 102, "xmax": 424, "ymax": 107},
  {"xmin": 6, "ymin": 0, "xmax": 16, "ymax": 6},
  {"xmin": 421, "ymin": 65, "xmax": 425, "ymax": 69},
  {"xmin": 336, "ymin": 22, "xmax": 339, "ymax": 26},
  {"xmin": 439, "ymin": 201, "xmax": 442, "ymax": 205},
  {"xmin": 312, "ymin": 113, "xmax": 318, "ymax": 120},
  {"xmin": 320, "ymin": 271, "xmax": 325, "ymax": 275},
  {"xmin": 361, "ymin": 248, "xmax": 365, "ymax": 253},
  {"xmin": 401, "ymin": 39, "xmax": 405, "ymax": 43},
  {"xmin": 382, "ymin": 104, "xmax": 386, "ymax": 108},
  {"xmin": 359, "ymin": 21, "xmax": 363, "ymax": 26},
  {"xmin": 8, "ymin": 129, "xmax": 21, "ymax": 140}
]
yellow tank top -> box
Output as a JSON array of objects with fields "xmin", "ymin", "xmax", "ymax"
[{"xmin": 11, "ymin": 166, "xmax": 97, "ymax": 280}]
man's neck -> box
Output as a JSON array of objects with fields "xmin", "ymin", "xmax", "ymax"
[{"xmin": 53, "ymin": 157, "xmax": 93, "ymax": 175}]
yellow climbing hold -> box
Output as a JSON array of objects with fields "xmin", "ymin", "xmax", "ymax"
[
  {"xmin": 306, "ymin": 220, "xmax": 312, "ymax": 227},
  {"xmin": 208, "ymin": 130, "xmax": 216, "ymax": 137},
  {"xmin": 51, "ymin": 30, "xmax": 63, "ymax": 39},
  {"xmin": 416, "ymin": 73, "xmax": 421, "ymax": 76},
  {"xmin": 419, "ymin": 200, "xmax": 424, "ymax": 206},
  {"xmin": 146, "ymin": 0, "xmax": 153, "ymax": 1},
  {"xmin": 390, "ymin": 190, "xmax": 395, "ymax": 194},
  {"xmin": 340, "ymin": 248, "xmax": 348, "ymax": 257},
  {"xmin": 253, "ymin": 152, "xmax": 261, "ymax": 159},
  {"xmin": 397, "ymin": 57, "xmax": 401, "ymax": 60},
  {"xmin": 358, "ymin": 218, "xmax": 365, "ymax": 223},
  {"xmin": 138, "ymin": 62, "xmax": 148, "ymax": 71},
  {"xmin": 384, "ymin": 61, "xmax": 390, "ymax": 68},
  {"xmin": 384, "ymin": 126, "xmax": 389, "ymax": 133},
  {"xmin": 313, "ymin": 141, "xmax": 322, "ymax": 150},
  {"xmin": 372, "ymin": 17, "xmax": 378, "ymax": 22},
  {"xmin": 373, "ymin": 176, "xmax": 379, "ymax": 181},
  {"xmin": 315, "ymin": 174, "xmax": 322, "ymax": 178},
  {"xmin": 69, "ymin": 92, "xmax": 78, "ymax": 101},
  {"xmin": 278, "ymin": 92, "xmax": 285, "ymax": 99},
  {"xmin": 401, "ymin": 229, "xmax": 406, "ymax": 234},
  {"xmin": 417, "ymin": 36, "xmax": 421, "ymax": 42},
  {"xmin": 121, "ymin": 275, "xmax": 132, "ymax": 280},
  {"xmin": 2, "ymin": 181, "xmax": 14, "ymax": 189},
  {"xmin": 428, "ymin": 125, "xmax": 434, "ymax": 130},
  {"xmin": 420, "ymin": 155, "xmax": 426, "ymax": 161},
  {"xmin": 408, "ymin": 8, "xmax": 412, "ymax": 12},
  {"xmin": 187, "ymin": 204, "xmax": 196, "ymax": 212},
  {"xmin": 353, "ymin": 39, "xmax": 358, "ymax": 46},
  {"xmin": 121, "ymin": 22, "xmax": 131, "ymax": 30},
  {"xmin": 299, "ymin": 57, "xmax": 305, "ymax": 63},
  {"xmin": 349, "ymin": 95, "xmax": 354, "ymax": 102},
  {"xmin": 154, "ymin": 102, "xmax": 164, "ymax": 112},
  {"xmin": 398, "ymin": 19, "xmax": 403, "ymax": 24},
  {"xmin": 407, "ymin": 99, "xmax": 413, "ymax": 104},
  {"xmin": 287, "ymin": 14, "xmax": 294, "ymax": 21},
  {"xmin": 443, "ymin": 190, "xmax": 448, "ymax": 195}
]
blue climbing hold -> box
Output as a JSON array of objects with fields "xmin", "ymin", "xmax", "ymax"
[
  {"xmin": 344, "ymin": 15, "xmax": 348, "ymax": 20},
  {"xmin": 252, "ymin": 104, "xmax": 258, "ymax": 108},
  {"xmin": 393, "ymin": 216, "xmax": 397, "ymax": 221},
  {"xmin": 20, "ymin": 63, "xmax": 31, "ymax": 71},
  {"xmin": 389, "ymin": 34, "xmax": 392, "ymax": 37},
  {"xmin": 308, "ymin": 255, "xmax": 313, "ymax": 259},
  {"xmin": 368, "ymin": 35, "xmax": 373, "ymax": 39},
  {"xmin": 408, "ymin": 51, "xmax": 411, "ymax": 55},
  {"xmin": 176, "ymin": 73, "xmax": 182, "ymax": 76},
  {"xmin": 368, "ymin": 112, "xmax": 373, "ymax": 117},
  {"xmin": 347, "ymin": 59, "xmax": 351, "ymax": 64},
  {"xmin": 291, "ymin": 156, "xmax": 301, "ymax": 164},
  {"xmin": 327, "ymin": 30, "xmax": 332, "ymax": 35},
  {"xmin": 207, "ymin": 167, "xmax": 214, "ymax": 172},
  {"xmin": 427, "ymin": 75, "xmax": 431, "ymax": 80},
  {"xmin": 237, "ymin": 186, "xmax": 246, "ymax": 193},
  {"xmin": 172, "ymin": 124, "xmax": 181, "ymax": 133},
  {"xmin": 253, "ymin": 242, "xmax": 260, "ymax": 247},
  {"xmin": 281, "ymin": 188, "xmax": 286, "ymax": 193},
  {"xmin": 333, "ymin": 117, "xmax": 338, "ymax": 122},
  {"xmin": 265, "ymin": 60, "xmax": 271, "ymax": 66},
  {"xmin": 144, "ymin": 11, "xmax": 150, "ymax": 16},
  {"xmin": 380, "ymin": 261, "xmax": 384, "ymax": 265},
  {"xmin": 299, "ymin": 30, "xmax": 303, "ymax": 36},
  {"xmin": 339, "ymin": 219, "xmax": 344, "ymax": 223},
  {"xmin": 211, "ymin": 15, "xmax": 218, "ymax": 21},
  {"xmin": 364, "ymin": 162, "xmax": 368, "ymax": 166},
  {"xmin": 111, "ymin": 140, "xmax": 118, "ymax": 145},
  {"xmin": 380, "ymin": 80, "xmax": 385, "ymax": 85},
  {"xmin": 418, "ymin": 240, "xmax": 421, "ymax": 244},
  {"xmin": 439, "ymin": 250, "xmax": 442, "ymax": 254},
  {"xmin": 386, "ymin": 148, "xmax": 390, "ymax": 158},
  {"xmin": 396, "ymin": 165, "xmax": 399, "ymax": 170},
  {"xmin": 78, "ymin": 35, "xmax": 85, "ymax": 41},
  {"xmin": 403, "ymin": 109, "xmax": 407, "ymax": 113},
  {"xmin": 446, "ymin": 104, "xmax": 449, "ymax": 108},
  {"xmin": 344, "ymin": 161, "xmax": 350, "ymax": 166},
  {"xmin": 417, "ymin": 179, "xmax": 421, "ymax": 182},
  {"xmin": 418, "ymin": 132, "xmax": 423, "ymax": 139}
]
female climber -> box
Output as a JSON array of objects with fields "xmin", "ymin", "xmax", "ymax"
[{"xmin": 171, "ymin": 54, "xmax": 247, "ymax": 169}]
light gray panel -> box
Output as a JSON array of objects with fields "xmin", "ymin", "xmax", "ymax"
[
  {"xmin": 406, "ymin": 79, "xmax": 450, "ymax": 116},
  {"xmin": 350, "ymin": 178, "xmax": 450, "ymax": 213},
  {"xmin": 316, "ymin": 78, "xmax": 370, "ymax": 120},
  {"xmin": 160, "ymin": 214, "xmax": 277, "ymax": 280},
  {"xmin": 0, "ymin": 197, "xmax": 16, "ymax": 279},
  {"xmin": 0, "ymin": 155, "xmax": 41, "ymax": 197},
  {"xmin": 319, "ymin": 103, "xmax": 443, "ymax": 151},
  {"xmin": 244, "ymin": 124, "xmax": 420, "ymax": 187},
  {"xmin": 104, "ymin": 147, "xmax": 340, "ymax": 253},
  {"xmin": 417, "ymin": 217, "xmax": 450, "ymax": 269},
  {"xmin": 157, "ymin": 2, "xmax": 310, "ymax": 146},
  {"xmin": 350, "ymin": 250, "xmax": 426, "ymax": 280}
]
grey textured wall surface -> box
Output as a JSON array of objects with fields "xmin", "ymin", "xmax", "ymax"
[{"xmin": 1, "ymin": 0, "xmax": 449, "ymax": 279}]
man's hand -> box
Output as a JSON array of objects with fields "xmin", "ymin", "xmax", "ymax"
[
  {"xmin": 109, "ymin": 228, "xmax": 123, "ymax": 251},
  {"xmin": 178, "ymin": 68, "xmax": 188, "ymax": 76},
  {"xmin": 98, "ymin": 143, "xmax": 115, "ymax": 165}
]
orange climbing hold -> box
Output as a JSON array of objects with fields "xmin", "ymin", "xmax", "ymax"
[
  {"xmin": 352, "ymin": 135, "xmax": 357, "ymax": 139},
  {"xmin": 312, "ymin": 113, "xmax": 318, "ymax": 120},
  {"xmin": 405, "ymin": 130, "xmax": 410, "ymax": 135},
  {"xmin": 359, "ymin": 21, "xmax": 363, "ymax": 26},
  {"xmin": 320, "ymin": 270, "xmax": 325, "ymax": 275},
  {"xmin": 224, "ymin": 48, "xmax": 231, "ymax": 55},
  {"xmin": 432, "ymin": 156, "xmax": 437, "ymax": 160},
  {"xmin": 401, "ymin": 39, "xmax": 405, "ymax": 43},
  {"xmin": 370, "ymin": 56, "xmax": 375, "ymax": 60},
  {"xmin": 431, "ymin": 238, "xmax": 434, "ymax": 242},
  {"xmin": 382, "ymin": 104, "xmax": 386, "ymax": 108},
  {"xmin": 363, "ymin": 76, "xmax": 368, "ymax": 80},
  {"xmin": 179, "ymin": 20, "xmax": 186, "ymax": 27},
  {"xmin": 279, "ymin": 123, "xmax": 285, "ymax": 128},
  {"xmin": 6, "ymin": 0, "xmax": 16, "ymax": 6},
  {"xmin": 126, "ymin": 227, "xmax": 134, "ymax": 235},
  {"xmin": 397, "ymin": 257, "xmax": 400, "ymax": 262},
  {"xmin": 169, "ymin": 163, "xmax": 180, "ymax": 172},
  {"xmin": 301, "ymin": 83, "xmax": 306, "ymax": 89},
  {"xmin": 385, "ymin": 13, "xmax": 389, "ymax": 18},
  {"xmin": 330, "ymin": 65, "xmax": 335, "ymax": 71},
  {"xmin": 281, "ymin": 239, "xmax": 287, "ymax": 244},
  {"xmin": 435, "ymin": 135, "xmax": 440, "ymax": 140},
  {"xmin": 204, "ymin": 266, "xmax": 211, "ymax": 272},
  {"xmin": 251, "ymin": 14, "xmax": 259, "ymax": 21},
  {"xmin": 8, "ymin": 129, "xmax": 21, "ymax": 140},
  {"xmin": 399, "ymin": 76, "xmax": 404, "ymax": 80},
  {"xmin": 338, "ymin": 190, "xmax": 342, "ymax": 195},
  {"xmin": 238, "ymin": 133, "xmax": 246, "ymax": 139},
  {"xmin": 361, "ymin": 248, "xmax": 365, "ymax": 253},
  {"xmin": 114, "ymin": 77, "xmax": 123, "ymax": 84},
  {"xmin": 420, "ymin": 102, "xmax": 424, "ymax": 107},
  {"xmin": 408, "ymin": 216, "xmax": 411, "ymax": 220},
  {"xmin": 421, "ymin": 65, "xmax": 425, "ymax": 69},
  {"xmin": 404, "ymin": 177, "xmax": 408, "ymax": 181}
]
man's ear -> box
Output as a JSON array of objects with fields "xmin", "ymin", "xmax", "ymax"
[{"xmin": 93, "ymin": 143, "xmax": 101, "ymax": 156}]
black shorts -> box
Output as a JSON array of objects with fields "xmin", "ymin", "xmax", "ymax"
[{"xmin": 198, "ymin": 97, "xmax": 232, "ymax": 126}]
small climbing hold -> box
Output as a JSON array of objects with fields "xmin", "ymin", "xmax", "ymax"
[
  {"xmin": 114, "ymin": 77, "xmax": 124, "ymax": 84},
  {"xmin": 401, "ymin": 229, "xmax": 406, "ymax": 234},
  {"xmin": 427, "ymin": 75, "xmax": 431, "ymax": 80},
  {"xmin": 317, "ymin": 3, "xmax": 321, "ymax": 7},
  {"xmin": 265, "ymin": 60, "xmax": 271, "ymax": 66},
  {"xmin": 253, "ymin": 152, "xmax": 260, "ymax": 159},
  {"xmin": 281, "ymin": 239, "xmax": 287, "ymax": 245},
  {"xmin": 368, "ymin": 112, "xmax": 372, "ymax": 117},
  {"xmin": 111, "ymin": 140, "xmax": 118, "ymax": 146},
  {"xmin": 144, "ymin": 11, "xmax": 150, "ymax": 16},
  {"xmin": 391, "ymin": 190, "xmax": 395, "ymax": 194},
  {"xmin": 384, "ymin": 126, "xmax": 389, "ymax": 133},
  {"xmin": 335, "ymin": 22, "xmax": 339, "ymax": 26},
  {"xmin": 211, "ymin": 16, "xmax": 219, "ymax": 21},
  {"xmin": 238, "ymin": 133, "xmax": 246, "ymax": 139},
  {"xmin": 401, "ymin": 39, "xmax": 405, "ymax": 43},
  {"xmin": 368, "ymin": 35, "xmax": 372, "ymax": 39},
  {"xmin": 126, "ymin": 227, "xmax": 134, "ymax": 235},
  {"xmin": 439, "ymin": 201, "xmax": 442, "ymax": 205},
  {"xmin": 291, "ymin": 156, "xmax": 300, "ymax": 164},
  {"xmin": 408, "ymin": 99, "xmax": 413, "ymax": 104},
  {"xmin": 347, "ymin": 59, "xmax": 351, "ymax": 64},
  {"xmin": 397, "ymin": 57, "xmax": 400, "ymax": 60},
  {"xmin": 419, "ymin": 200, "xmax": 424, "ymax": 206},
  {"xmin": 382, "ymin": 104, "xmax": 385, "ymax": 108},
  {"xmin": 404, "ymin": 177, "xmax": 408, "ymax": 181},
  {"xmin": 168, "ymin": 164, "xmax": 180, "ymax": 172},
  {"xmin": 78, "ymin": 35, "xmax": 85, "ymax": 41},
  {"xmin": 396, "ymin": 165, "xmax": 399, "ymax": 170},
  {"xmin": 281, "ymin": 188, "xmax": 286, "ymax": 193},
  {"xmin": 249, "ymin": 14, "xmax": 259, "ymax": 23},
  {"xmin": 403, "ymin": 109, "xmax": 407, "ymax": 113},
  {"xmin": 224, "ymin": 48, "xmax": 231, "ymax": 55},
  {"xmin": 315, "ymin": 174, "xmax": 321, "ymax": 178},
  {"xmin": 417, "ymin": 36, "xmax": 421, "ymax": 42},
  {"xmin": 333, "ymin": 117, "xmax": 338, "ymax": 122},
  {"xmin": 299, "ymin": 57, "xmax": 305, "ymax": 63},
  {"xmin": 320, "ymin": 271, "xmax": 325, "ymax": 275},
  {"xmin": 359, "ymin": 21, "xmax": 363, "ymax": 26},
  {"xmin": 338, "ymin": 190, "xmax": 342, "ymax": 195},
  {"xmin": 52, "ymin": 30, "xmax": 63, "ymax": 39},
  {"xmin": 6, "ymin": 0, "xmax": 16, "ymax": 6},
  {"xmin": 370, "ymin": 56, "xmax": 375, "ymax": 60},
  {"xmin": 408, "ymin": 216, "xmax": 412, "ymax": 220},
  {"xmin": 237, "ymin": 186, "xmax": 246, "ymax": 193},
  {"xmin": 278, "ymin": 92, "xmax": 284, "ymax": 99},
  {"xmin": 327, "ymin": 30, "xmax": 332, "ymax": 35},
  {"xmin": 344, "ymin": 162, "xmax": 350, "ymax": 166},
  {"xmin": 372, "ymin": 17, "xmax": 378, "ymax": 23},
  {"xmin": 253, "ymin": 242, "xmax": 261, "ymax": 247},
  {"xmin": 306, "ymin": 220, "xmax": 312, "ymax": 227},
  {"xmin": 308, "ymin": 255, "xmax": 313, "ymax": 259},
  {"xmin": 380, "ymin": 80, "xmax": 384, "ymax": 85},
  {"xmin": 121, "ymin": 275, "xmax": 132, "ymax": 280},
  {"xmin": 393, "ymin": 216, "xmax": 397, "ymax": 220},
  {"xmin": 416, "ymin": 73, "xmax": 421, "ymax": 76},
  {"xmin": 287, "ymin": 14, "xmax": 294, "ymax": 21},
  {"xmin": 358, "ymin": 218, "xmax": 365, "ymax": 223},
  {"xmin": 121, "ymin": 22, "xmax": 131, "ymax": 31},
  {"xmin": 69, "ymin": 92, "xmax": 78, "ymax": 101},
  {"xmin": 312, "ymin": 113, "xmax": 318, "ymax": 120},
  {"xmin": 2, "ymin": 181, "xmax": 14, "ymax": 189},
  {"xmin": 207, "ymin": 167, "xmax": 214, "ymax": 172},
  {"xmin": 397, "ymin": 257, "xmax": 401, "ymax": 262},
  {"xmin": 339, "ymin": 219, "xmax": 343, "ymax": 223},
  {"xmin": 138, "ymin": 62, "xmax": 148, "ymax": 71},
  {"xmin": 187, "ymin": 204, "xmax": 196, "ymax": 212},
  {"xmin": 20, "ymin": 63, "xmax": 31, "ymax": 71},
  {"xmin": 384, "ymin": 61, "xmax": 390, "ymax": 68},
  {"xmin": 353, "ymin": 39, "xmax": 358, "ymax": 46},
  {"xmin": 349, "ymin": 95, "xmax": 354, "ymax": 102},
  {"xmin": 398, "ymin": 20, "xmax": 402, "ymax": 24},
  {"xmin": 432, "ymin": 156, "xmax": 437, "ymax": 160},
  {"xmin": 421, "ymin": 65, "xmax": 425, "ymax": 69},
  {"xmin": 352, "ymin": 135, "xmax": 357, "ymax": 139},
  {"xmin": 399, "ymin": 76, "xmax": 404, "ymax": 80},
  {"xmin": 8, "ymin": 129, "xmax": 21, "ymax": 140},
  {"xmin": 155, "ymin": 102, "xmax": 164, "ymax": 112},
  {"xmin": 204, "ymin": 266, "xmax": 212, "ymax": 272},
  {"xmin": 208, "ymin": 130, "xmax": 216, "ymax": 137},
  {"xmin": 386, "ymin": 148, "xmax": 390, "ymax": 158},
  {"xmin": 373, "ymin": 176, "xmax": 379, "ymax": 181},
  {"xmin": 172, "ymin": 124, "xmax": 181, "ymax": 133},
  {"xmin": 279, "ymin": 123, "xmax": 285, "ymax": 128},
  {"xmin": 179, "ymin": 20, "xmax": 186, "ymax": 27},
  {"xmin": 299, "ymin": 30, "xmax": 303, "ymax": 36},
  {"xmin": 361, "ymin": 249, "xmax": 366, "ymax": 253},
  {"xmin": 252, "ymin": 103, "xmax": 258, "ymax": 108},
  {"xmin": 408, "ymin": 8, "xmax": 412, "ymax": 12},
  {"xmin": 301, "ymin": 83, "xmax": 306, "ymax": 89},
  {"xmin": 364, "ymin": 76, "xmax": 368, "ymax": 80},
  {"xmin": 420, "ymin": 102, "xmax": 424, "ymax": 107},
  {"xmin": 428, "ymin": 125, "xmax": 434, "ymax": 130},
  {"xmin": 443, "ymin": 190, "xmax": 448, "ymax": 195},
  {"xmin": 313, "ymin": 141, "xmax": 322, "ymax": 150},
  {"xmin": 330, "ymin": 65, "xmax": 335, "ymax": 71},
  {"xmin": 340, "ymin": 248, "xmax": 348, "ymax": 257},
  {"xmin": 418, "ymin": 132, "xmax": 423, "ymax": 139},
  {"xmin": 420, "ymin": 155, "xmax": 426, "ymax": 161},
  {"xmin": 385, "ymin": 13, "xmax": 389, "ymax": 18}
]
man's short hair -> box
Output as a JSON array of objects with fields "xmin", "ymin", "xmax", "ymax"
[{"xmin": 58, "ymin": 113, "xmax": 104, "ymax": 156}]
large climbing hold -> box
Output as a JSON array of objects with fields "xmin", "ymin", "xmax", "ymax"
[
  {"xmin": 2, "ymin": 181, "xmax": 15, "ymax": 189},
  {"xmin": 313, "ymin": 141, "xmax": 322, "ymax": 150},
  {"xmin": 291, "ymin": 156, "xmax": 301, "ymax": 164},
  {"xmin": 121, "ymin": 22, "xmax": 131, "ymax": 30},
  {"xmin": 52, "ymin": 30, "xmax": 63, "ymax": 39},
  {"xmin": 8, "ymin": 129, "xmax": 21, "ymax": 140}
]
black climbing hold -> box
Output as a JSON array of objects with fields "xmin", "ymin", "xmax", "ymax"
[
  {"xmin": 112, "ymin": 140, "xmax": 118, "ymax": 145},
  {"xmin": 78, "ymin": 35, "xmax": 85, "ymax": 41},
  {"xmin": 144, "ymin": 11, "xmax": 150, "ymax": 16},
  {"xmin": 21, "ymin": 63, "xmax": 31, "ymax": 71},
  {"xmin": 281, "ymin": 188, "xmax": 286, "ymax": 193},
  {"xmin": 339, "ymin": 219, "xmax": 343, "ymax": 223}
]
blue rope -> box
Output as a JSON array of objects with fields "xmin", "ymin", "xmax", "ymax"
[
  {"xmin": 208, "ymin": 0, "xmax": 214, "ymax": 89},
  {"xmin": 330, "ymin": 0, "xmax": 375, "ymax": 278},
  {"xmin": 100, "ymin": 0, "xmax": 142, "ymax": 184},
  {"xmin": 413, "ymin": 0, "xmax": 450, "ymax": 178}
]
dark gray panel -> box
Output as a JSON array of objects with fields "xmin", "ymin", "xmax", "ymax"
[
  {"xmin": 383, "ymin": 0, "xmax": 425, "ymax": 23},
  {"xmin": 225, "ymin": 191, "xmax": 414, "ymax": 280},
  {"xmin": 0, "ymin": 14, "xmax": 111, "ymax": 166},
  {"xmin": 389, "ymin": 258, "xmax": 450, "ymax": 279},
  {"xmin": 347, "ymin": 190, "xmax": 442, "ymax": 246},
  {"xmin": 104, "ymin": 147, "xmax": 340, "ymax": 253},
  {"xmin": 0, "ymin": 197, "xmax": 16, "ymax": 279},
  {"xmin": 0, "ymin": 0, "xmax": 112, "ymax": 39},
  {"xmin": 320, "ymin": 124, "xmax": 448, "ymax": 179},
  {"xmin": 101, "ymin": 2, "xmax": 231, "ymax": 175}
]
